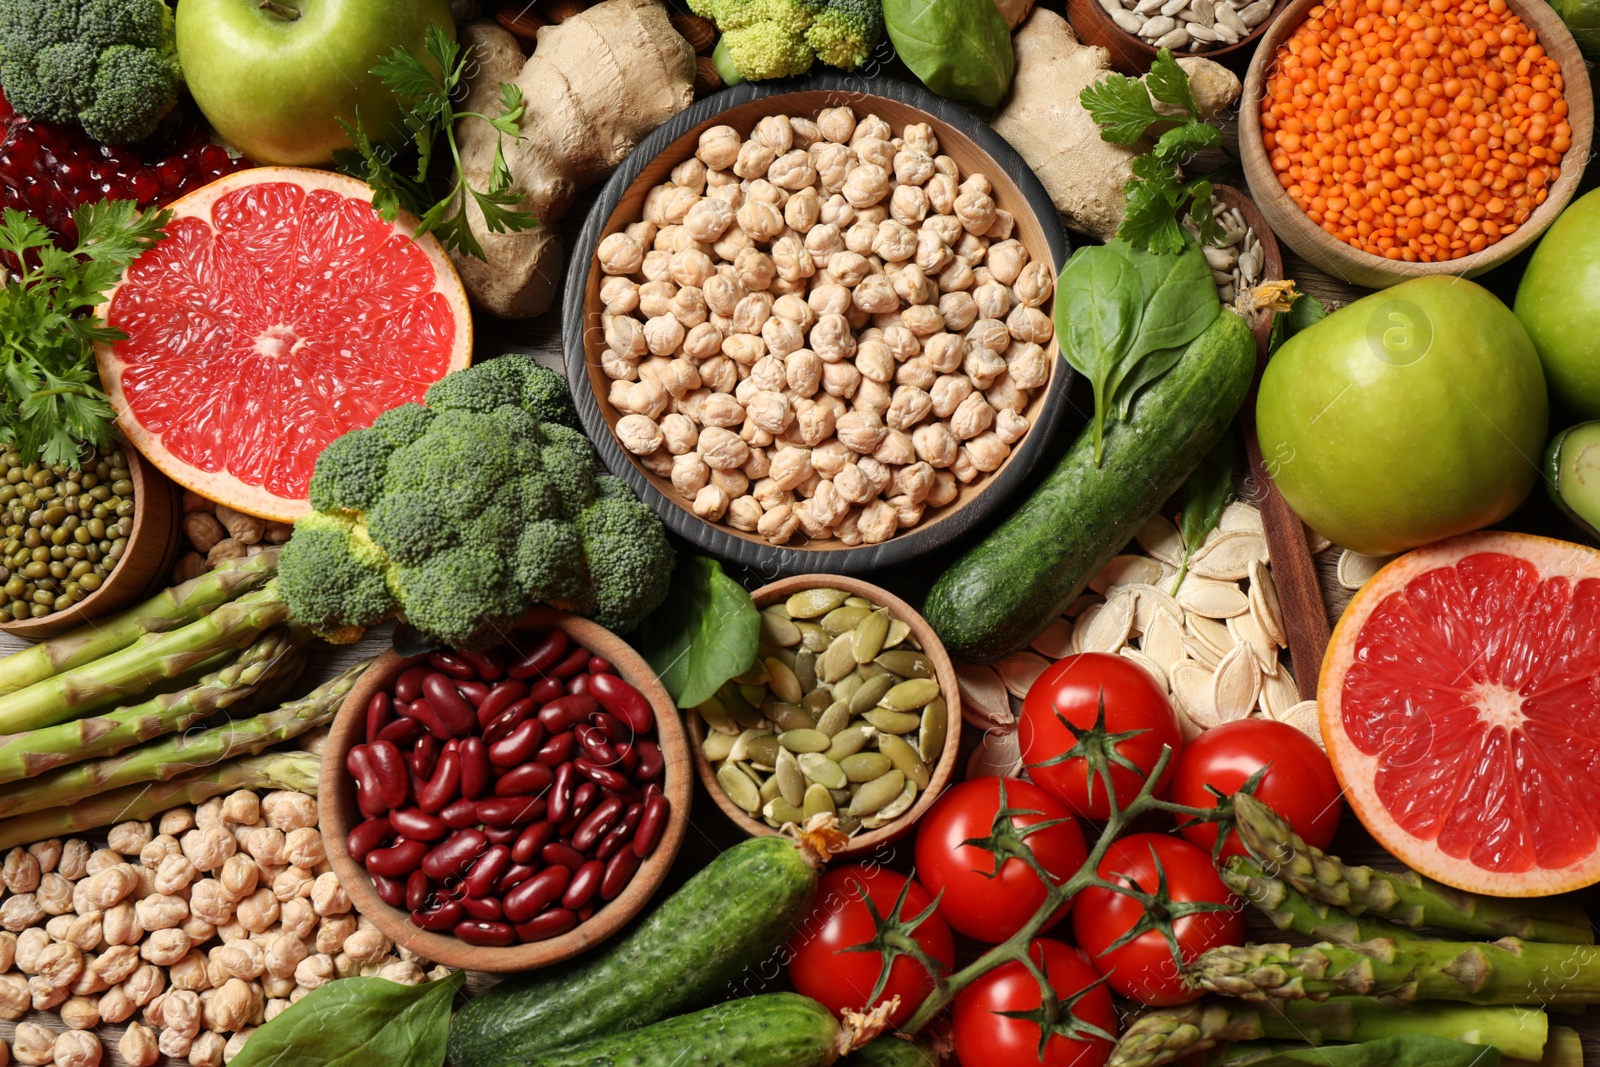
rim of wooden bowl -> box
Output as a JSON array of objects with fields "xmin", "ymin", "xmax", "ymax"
[
  {"xmin": 1211, "ymin": 183, "xmax": 1285, "ymax": 360},
  {"xmin": 562, "ymin": 72, "xmax": 1073, "ymax": 577},
  {"xmin": 1065, "ymin": 0, "xmax": 1292, "ymax": 74},
  {"xmin": 686, "ymin": 574, "xmax": 963, "ymax": 860},
  {"xmin": 1240, "ymin": 0, "xmax": 1593, "ymax": 289},
  {"xmin": 0, "ymin": 444, "xmax": 182, "ymax": 641},
  {"xmin": 319, "ymin": 608, "xmax": 693, "ymax": 973}
]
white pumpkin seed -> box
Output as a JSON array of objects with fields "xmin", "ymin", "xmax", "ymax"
[
  {"xmin": 1177, "ymin": 576, "xmax": 1251, "ymax": 618},
  {"xmin": 1030, "ymin": 617, "xmax": 1077, "ymax": 659},
  {"xmin": 1119, "ymin": 647, "xmax": 1168, "ymax": 689},
  {"xmin": 1258, "ymin": 667, "xmax": 1300, "ymax": 719},
  {"xmin": 1140, "ymin": 611, "xmax": 1188, "ymax": 673},
  {"xmin": 1337, "ymin": 549, "xmax": 1396, "ymax": 590},
  {"xmin": 1191, "ymin": 531, "xmax": 1269, "ymax": 581},
  {"xmin": 1211, "ymin": 644, "xmax": 1262, "ymax": 722},
  {"xmin": 967, "ymin": 727, "xmax": 1024, "ymax": 779},
  {"xmin": 1081, "ymin": 592, "xmax": 1134, "ymax": 652},
  {"xmin": 1304, "ymin": 524, "xmax": 1333, "ymax": 555},
  {"xmin": 1275, "ymin": 699, "xmax": 1325, "ymax": 748},
  {"xmin": 1247, "ymin": 558, "xmax": 1287, "ymax": 647},
  {"xmin": 1136, "ymin": 514, "xmax": 1186, "ymax": 566},
  {"xmin": 1170, "ymin": 662, "xmax": 1220, "ymax": 729},
  {"xmin": 1122, "ymin": 584, "xmax": 1183, "ymax": 635},
  {"xmin": 955, "ymin": 663, "xmax": 1014, "ymax": 729},
  {"xmin": 1227, "ymin": 610, "xmax": 1279, "ymax": 677},
  {"xmin": 1182, "ymin": 637, "xmax": 1223, "ymax": 670},
  {"xmin": 1185, "ymin": 614, "xmax": 1235, "ymax": 659},
  {"xmin": 998, "ymin": 651, "xmax": 1052, "ymax": 699},
  {"xmin": 1219, "ymin": 501, "xmax": 1264, "ymax": 534},
  {"xmin": 1089, "ymin": 554, "xmax": 1165, "ymax": 594}
]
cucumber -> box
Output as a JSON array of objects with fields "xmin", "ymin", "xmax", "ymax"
[
  {"xmin": 517, "ymin": 993, "xmax": 841, "ymax": 1067},
  {"xmin": 840, "ymin": 1034, "xmax": 941, "ymax": 1066},
  {"xmin": 447, "ymin": 836, "xmax": 821, "ymax": 1066},
  {"xmin": 1544, "ymin": 421, "xmax": 1600, "ymax": 540},
  {"xmin": 925, "ymin": 309, "xmax": 1256, "ymax": 661}
]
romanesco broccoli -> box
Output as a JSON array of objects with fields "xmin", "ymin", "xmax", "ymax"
[{"xmin": 690, "ymin": 0, "xmax": 883, "ymax": 81}]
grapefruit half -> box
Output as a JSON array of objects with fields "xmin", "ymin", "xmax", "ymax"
[
  {"xmin": 95, "ymin": 168, "xmax": 472, "ymax": 522},
  {"xmin": 1321, "ymin": 531, "xmax": 1600, "ymax": 897}
]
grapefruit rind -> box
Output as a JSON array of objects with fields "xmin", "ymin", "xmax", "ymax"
[
  {"xmin": 94, "ymin": 167, "xmax": 473, "ymax": 523},
  {"xmin": 1319, "ymin": 530, "xmax": 1600, "ymax": 897}
]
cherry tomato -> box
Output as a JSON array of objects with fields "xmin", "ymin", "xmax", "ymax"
[
  {"xmin": 1170, "ymin": 718, "xmax": 1342, "ymax": 860},
  {"xmin": 954, "ymin": 939, "xmax": 1117, "ymax": 1067},
  {"xmin": 1071, "ymin": 833, "xmax": 1242, "ymax": 1006},
  {"xmin": 914, "ymin": 778, "xmax": 1087, "ymax": 943},
  {"xmin": 1019, "ymin": 653, "xmax": 1183, "ymax": 820},
  {"xmin": 786, "ymin": 865, "xmax": 955, "ymax": 1028}
]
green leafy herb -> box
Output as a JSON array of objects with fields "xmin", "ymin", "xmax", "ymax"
[
  {"xmin": 229, "ymin": 971, "xmax": 462, "ymax": 1067},
  {"xmin": 1267, "ymin": 290, "xmax": 1328, "ymax": 356},
  {"xmin": 338, "ymin": 23, "xmax": 538, "ymax": 261},
  {"xmin": 1204, "ymin": 1035, "xmax": 1502, "ymax": 1067},
  {"xmin": 635, "ymin": 555, "xmax": 760, "ymax": 709},
  {"xmin": 0, "ymin": 200, "xmax": 170, "ymax": 467},
  {"xmin": 883, "ymin": 0, "xmax": 1016, "ymax": 108},
  {"xmin": 1080, "ymin": 48, "xmax": 1225, "ymax": 253},
  {"xmin": 1054, "ymin": 236, "xmax": 1220, "ymax": 464},
  {"xmin": 1170, "ymin": 430, "xmax": 1236, "ymax": 593}
]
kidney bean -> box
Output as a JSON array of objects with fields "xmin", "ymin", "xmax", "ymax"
[
  {"xmin": 572, "ymin": 797, "xmax": 625, "ymax": 853},
  {"xmin": 534, "ymin": 731, "xmax": 577, "ymax": 768},
  {"xmin": 613, "ymin": 740, "xmax": 639, "ymax": 776},
  {"xmin": 635, "ymin": 740, "xmax": 664, "ymax": 781},
  {"xmin": 633, "ymin": 789, "xmax": 670, "ymax": 859},
  {"xmin": 409, "ymin": 734, "xmax": 440, "ymax": 782},
  {"xmin": 347, "ymin": 746, "xmax": 387, "ymax": 819},
  {"xmin": 540, "ymin": 842, "xmax": 586, "ymax": 870},
  {"xmin": 539, "ymin": 694, "xmax": 599, "ymax": 735},
  {"xmin": 562, "ymin": 860, "xmax": 604, "ymax": 910},
  {"xmin": 367, "ymin": 740, "xmax": 411, "ymax": 810},
  {"xmin": 495, "ymin": 763, "xmax": 556, "ymax": 797},
  {"xmin": 575, "ymin": 725, "xmax": 618, "ymax": 766},
  {"xmin": 365, "ymin": 693, "xmax": 392, "ymax": 745},
  {"xmin": 475, "ymin": 680, "xmax": 530, "ymax": 729},
  {"xmin": 388, "ymin": 808, "xmax": 447, "ymax": 842},
  {"xmin": 588, "ymin": 656, "xmax": 613, "ymax": 675},
  {"xmin": 588, "ymin": 672, "xmax": 655, "ymax": 735},
  {"xmin": 347, "ymin": 817, "xmax": 392, "ymax": 863},
  {"xmin": 508, "ymin": 628, "xmax": 568, "ymax": 680},
  {"xmin": 484, "ymin": 699, "xmax": 539, "ymax": 745},
  {"xmin": 459, "ymin": 682, "xmax": 490, "ymax": 709},
  {"xmin": 464, "ymin": 841, "xmax": 507, "ymax": 900},
  {"xmin": 423, "ymin": 673, "xmax": 477, "ymax": 736},
  {"xmin": 394, "ymin": 665, "xmax": 431, "ymax": 704},
  {"xmin": 529, "ymin": 676, "xmax": 565, "ymax": 704},
  {"xmin": 463, "ymin": 649, "xmax": 505, "ymax": 681},
  {"xmin": 565, "ymin": 781, "xmax": 597, "ymax": 828},
  {"xmin": 602, "ymin": 849, "xmax": 641, "ymax": 901},
  {"xmin": 589, "ymin": 712, "xmax": 629, "ymax": 744},
  {"xmin": 416, "ymin": 750, "xmax": 461, "ymax": 815},
  {"xmin": 475, "ymin": 795, "xmax": 546, "ymax": 827},
  {"xmin": 374, "ymin": 875, "xmax": 405, "ymax": 908},
  {"xmin": 429, "ymin": 653, "xmax": 478, "ymax": 681},
  {"xmin": 411, "ymin": 898, "xmax": 464, "ymax": 932},
  {"xmin": 490, "ymin": 719, "xmax": 546, "ymax": 767},
  {"xmin": 499, "ymin": 863, "xmax": 540, "ymax": 893},
  {"xmin": 567, "ymin": 674, "xmax": 590, "ymax": 696},
  {"xmin": 550, "ymin": 644, "xmax": 591, "ymax": 680},
  {"xmin": 573, "ymin": 758, "xmax": 630, "ymax": 793},
  {"xmin": 367, "ymin": 839, "xmax": 428, "ymax": 879},
  {"xmin": 546, "ymin": 762, "xmax": 575, "ymax": 824},
  {"xmin": 455, "ymin": 920, "xmax": 515, "ymax": 947},
  {"xmin": 594, "ymin": 820, "xmax": 634, "ymax": 862},
  {"xmin": 422, "ymin": 829, "xmax": 489, "ymax": 882},
  {"xmin": 401, "ymin": 697, "xmax": 453, "ymax": 741},
  {"xmin": 484, "ymin": 825, "xmax": 521, "ymax": 845},
  {"xmin": 514, "ymin": 907, "xmax": 577, "ymax": 943},
  {"xmin": 406, "ymin": 868, "xmax": 429, "ymax": 912},
  {"xmin": 439, "ymin": 798, "xmax": 479, "ymax": 830},
  {"xmin": 377, "ymin": 717, "xmax": 424, "ymax": 747},
  {"xmin": 504, "ymin": 866, "xmax": 572, "ymax": 923},
  {"xmin": 461, "ymin": 896, "xmax": 504, "ymax": 922},
  {"xmin": 459, "ymin": 737, "xmax": 491, "ymax": 801},
  {"xmin": 512, "ymin": 821, "xmax": 556, "ymax": 865}
]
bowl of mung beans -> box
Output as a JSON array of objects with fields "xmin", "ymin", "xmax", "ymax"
[
  {"xmin": 0, "ymin": 442, "xmax": 182, "ymax": 640},
  {"xmin": 686, "ymin": 574, "xmax": 962, "ymax": 859}
]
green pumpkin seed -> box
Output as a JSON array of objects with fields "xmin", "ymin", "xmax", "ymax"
[
  {"xmin": 717, "ymin": 765, "xmax": 761, "ymax": 813},
  {"xmin": 820, "ymin": 632, "xmax": 857, "ymax": 683},
  {"xmin": 861, "ymin": 779, "xmax": 918, "ymax": 828},
  {"xmin": 801, "ymin": 687, "xmax": 833, "ymax": 716},
  {"xmin": 815, "ymin": 700, "xmax": 852, "ymax": 737},
  {"xmin": 767, "ymin": 700, "xmax": 816, "ymax": 733},
  {"xmin": 767, "ymin": 602, "xmax": 792, "ymax": 619},
  {"xmin": 830, "ymin": 787, "xmax": 854, "ymax": 807},
  {"xmin": 726, "ymin": 729, "xmax": 767, "ymax": 763},
  {"xmin": 821, "ymin": 604, "xmax": 871, "ymax": 636},
  {"xmin": 763, "ymin": 798, "xmax": 804, "ymax": 825},
  {"xmin": 844, "ymin": 596, "xmax": 875, "ymax": 609},
  {"xmin": 879, "ymin": 678, "xmax": 942, "ymax": 712},
  {"xmin": 918, "ymin": 697, "xmax": 949, "ymax": 765},
  {"xmin": 851, "ymin": 609, "xmax": 890, "ymax": 663},
  {"xmin": 857, "ymin": 661, "xmax": 888, "ymax": 680},
  {"xmin": 696, "ymin": 698, "xmax": 739, "ymax": 736},
  {"xmin": 875, "ymin": 650, "xmax": 935, "ymax": 679},
  {"xmin": 759, "ymin": 772, "xmax": 784, "ymax": 804},
  {"xmin": 848, "ymin": 770, "xmax": 906, "ymax": 816},
  {"xmin": 746, "ymin": 734, "xmax": 781, "ymax": 767},
  {"xmin": 787, "ymin": 587, "xmax": 849, "ymax": 618},
  {"xmin": 758, "ymin": 643, "xmax": 795, "ymax": 670},
  {"xmin": 778, "ymin": 728, "xmax": 832, "ymax": 753},
  {"xmin": 760, "ymin": 609, "xmax": 803, "ymax": 648},
  {"xmin": 763, "ymin": 657, "xmax": 803, "ymax": 705},
  {"xmin": 719, "ymin": 684, "xmax": 765, "ymax": 730},
  {"xmin": 863, "ymin": 709, "xmax": 921, "ymax": 734},
  {"xmin": 803, "ymin": 783, "xmax": 836, "ymax": 819},
  {"xmin": 848, "ymin": 673, "xmax": 895, "ymax": 715},
  {"xmin": 794, "ymin": 649, "xmax": 818, "ymax": 694},
  {"xmin": 832, "ymin": 671, "xmax": 864, "ymax": 704},
  {"xmin": 840, "ymin": 752, "xmax": 892, "ymax": 782},
  {"xmin": 775, "ymin": 747, "xmax": 807, "ymax": 806},
  {"xmin": 838, "ymin": 814, "xmax": 863, "ymax": 835},
  {"xmin": 735, "ymin": 658, "xmax": 768, "ymax": 685},
  {"xmin": 877, "ymin": 732, "xmax": 931, "ymax": 790},
  {"xmin": 826, "ymin": 725, "xmax": 874, "ymax": 761},
  {"xmin": 884, "ymin": 618, "xmax": 911, "ymax": 648},
  {"xmin": 796, "ymin": 620, "xmax": 831, "ymax": 652},
  {"xmin": 701, "ymin": 730, "xmax": 736, "ymax": 762},
  {"xmin": 738, "ymin": 683, "xmax": 769, "ymax": 709},
  {"xmin": 797, "ymin": 752, "xmax": 847, "ymax": 790}
]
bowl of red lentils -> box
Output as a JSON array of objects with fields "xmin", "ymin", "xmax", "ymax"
[{"xmin": 1240, "ymin": 0, "xmax": 1593, "ymax": 289}]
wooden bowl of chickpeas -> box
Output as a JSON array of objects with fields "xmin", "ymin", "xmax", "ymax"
[{"xmin": 563, "ymin": 73, "xmax": 1073, "ymax": 575}]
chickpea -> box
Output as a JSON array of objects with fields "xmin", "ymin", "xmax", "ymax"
[
  {"xmin": 27, "ymin": 839, "xmax": 62, "ymax": 875},
  {"xmin": 768, "ymin": 150, "xmax": 817, "ymax": 191},
  {"xmin": 243, "ymin": 827, "xmax": 287, "ymax": 868},
  {"xmin": 0, "ymin": 894, "xmax": 43, "ymax": 932},
  {"xmin": 733, "ymin": 139, "xmax": 778, "ymax": 180},
  {"xmin": 598, "ymin": 232, "xmax": 645, "ymax": 276},
  {"xmin": 100, "ymin": 984, "xmax": 137, "ymax": 1025},
  {"xmin": 12, "ymin": 1022, "xmax": 55, "ymax": 1066},
  {"xmin": 820, "ymin": 359, "xmax": 862, "ymax": 400},
  {"xmin": 873, "ymin": 220, "xmax": 917, "ymax": 263},
  {"xmin": 697, "ymin": 125, "xmax": 742, "ymax": 170},
  {"xmin": 995, "ymin": 407, "xmax": 1031, "ymax": 444},
  {"xmin": 964, "ymin": 432, "xmax": 1012, "ymax": 473},
  {"xmin": 0, "ymin": 974, "xmax": 28, "ymax": 1020},
  {"xmin": 818, "ymin": 106, "xmax": 857, "ymax": 143},
  {"xmin": 190, "ymin": 1031, "xmax": 227, "ymax": 1067},
  {"xmin": 168, "ymin": 950, "xmax": 212, "ymax": 993},
  {"xmin": 139, "ymin": 834, "xmax": 182, "ymax": 869},
  {"xmin": 294, "ymin": 953, "xmax": 336, "ymax": 991},
  {"xmin": 1007, "ymin": 304, "xmax": 1054, "ymax": 346},
  {"xmin": 235, "ymin": 887, "xmax": 280, "ymax": 934},
  {"xmin": 683, "ymin": 198, "xmax": 734, "ymax": 243},
  {"xmin": 61, "ymin": 994, "xmax": 101, "ymax": 1030},
  {"xmin": 121, "ymin": 1023, "xmax": 160, "ymax": 1067},
  {"xmin": 967, "ymin": 317, "xmax": 1012, "ymax": 354},
  {"xmin": 1012, "ymin": 260, "xmax": 1055, "ymax": 309},
  {"xmin": 135, "ymin": 893, "xmax": 188, "ymax": 931},
  {"xmin": 614, "ymin": 414, "xmax": 664, "ymax": 456},
  {"xmin": 757, "ymin": 503, "xmax": 799, "ymax": 545},
  {"xmin": 3, "ymin": 847, "xmax": 41, "ymax": 893},
  {"xmin": 603, "ymin": 314, "xmax": 648, "ymax": 360},
  {"xmin": 219, "ymin": 854, "xmax": 260, "ymax": 901},
  {"xmin": 893, "ymin": 357, "xmax": 937, "ymax": 392},
  {"xmin": 812, "ymin": 142, "xmax": 854, "ymax": 194},
  {"xmin": 691, "ymin": 483, "xmax": 730, "ymax": 522},
  {"xmin": 852, "ymin": 274, "xmax": 899, "ymax": 316}
]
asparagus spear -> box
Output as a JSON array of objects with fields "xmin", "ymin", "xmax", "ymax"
[
  {"xmin": 0, "ymin": 659, "xmax": 367, "ymax": 819},
  {"xmin": 0, "ymin": 548, "xmax": 281, "ymax": 698},
  {"xmin": 0, "ymin": 628, "xmax": 306, "ymax": 785},
  {"xmin": 1185, "ymin": 936, "xmax": 1600, "ymax": 1005},
  {"xmin": 1233, "ymin": 794, "xmax": 1593, "ymax": 945},
  {"xmin": 0, "ymin": 585, "xmax": 290, "ymax": 734},
  {"xmin": 1114, "ymin": 998, "xmax": 1547, "ymax": 1067},
  {"xmin": 0, "ymin": 751, "xmax": 321, "ymax": 850},
  {"xmin": 1221, "ymin": 856, "xmax": 1422, "ymax": 945},
  {"xmin": 1508, "ymin": 1027, "xmax": 1583, "ymax": 1067}
]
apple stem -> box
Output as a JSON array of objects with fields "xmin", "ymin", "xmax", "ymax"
[{"xmin": 258, "ymin": 0, "xmax": 302, "ymax": 19}]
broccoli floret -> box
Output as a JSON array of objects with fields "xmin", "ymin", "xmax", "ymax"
[
  {"xmin": 540, "ymin": 425, "xmax": 599, "ymax": 517},
  {"xmin": 276, "ymin": 513, "xmax": 397, "ymax": 643},
  {"xmin": 424, "ymin": 355, "xmax": 526, "ymax": 414},
  {"xmin": 516, "ymin": 363, "xmax": 580, "ymax": 430},
  {"xmin": 0, "ymin": 0, "xmax": 181, "ymax": 145},
  {"xmin": 515, "ymin": 471, "xmax": 564, "ymax": 523},
  {"xmin": 806, "ymin": 0, "xmax": 883, "ymax": 69},
  {"xmin": 365, "ymin": 491, "xmax": 455, "ymax": 568},
  {"xmin": 574, "ymin": 494, "xmax": 675, "ymax": 633},
  {"xmin": 513, "ymin": 520, "xmax": 586, "ymax": 603},
  {"xmin": 392, "ymin": 547, "xmax": 526, "ymax": 651},
  {"xmin": 307, "ymin": 428, "xmax": 395, "ymax": 515},
  {"xmin": 384, "ymin": 409, "xmax": 514, "ymax": 520},
  {"xmin": 369, "ymin": 403, "xmax": 436, "ymax": 449}
]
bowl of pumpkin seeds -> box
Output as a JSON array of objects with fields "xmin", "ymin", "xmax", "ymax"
[{"xmin": 687, "ymin": 575, "xmax": 962, "ymax": 857}]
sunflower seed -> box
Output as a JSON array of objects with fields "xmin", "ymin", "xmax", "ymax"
[
  {"xmin": 1170, "ymin": 661, "xmax": 1220, "ymax": 729},
  {"xmin": 1177, "ymin": 577, "xmax": 1251, "ymax": 618},
  {"xmin": 1338, "ymin": 549, "xmax": 1396, "ymax": 590},
  {"xmin": 1248, "ymin": 558, "xmax": 1287, "ymax": 647},
  {"xmin": 967, "ymin": 728, "xmax": 1024, "ymax": 779},
  {"xmin": 1090, "ymin": 554, "xmax": 1165, "ymax": 594},
  {"xmin": 956, "ymin": 664, "xmax": 1014, "ymax": 728},
  {"xmin": 1081, "ymin": 592, "xmax": 1135, "ymax": 652},
  {"xmin": 1211, "ymin": 645, "xmax": 1262, "ymax": 722},
  {"xmin": 1258, "ymin": 667, "xmax": 1300, "ymax": 719},
  {"xmin": 1191, "ymin": 531, "xmax": 1269, "ymax": 581},
  {"xmin": 849, "ymin": 770, "xmax": 907, "ymax": 816},
  {"xmin": 1219, "ymin": 502, "xmax": 1264, "ymax": 534},
  {"xmin": 717, "ymin": 764, "xmax": 762, "ymax": 813},
  {"xmin": 1276, "ymin": 700, "xmax": 1325, "ymax": 748},
  {"xmin": 1137, "ymin": 514, "xmax": 1186, "ymax": 566},
  {"xmin": 1030, "ymin": 617, "xmax": 1077, "ymax": 659},
  {"xmin": 998, "ymin": 651, "xmax": 1053, "ymax": 698}
]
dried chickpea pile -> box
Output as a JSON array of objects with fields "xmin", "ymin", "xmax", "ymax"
[
  {"xmin": 0, "ymin": 792, "xmax": 444, "ymax": 1067},
  {"xmin": 1263, "ymin": 0, "xmax": 1570, "ymax": 262},
  {"xmin": 170, "ymin": 493, "xmax": 292, "ymax": 586},
  {"xmin": 594, "ymin": 105, "xmax": 1056, "ymax": 547}
]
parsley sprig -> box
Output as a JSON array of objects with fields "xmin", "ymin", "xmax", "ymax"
[
  {"xmin": 0, "ymin": 201, "xmax": 170, "ymax": 468},
  {"xmin": 338, "ymin": 24, "xmax": 538, "ymax": 261},
  {"xmin": 1080, "ymin": 49, "xmax": 1226, "ymax": 254}
]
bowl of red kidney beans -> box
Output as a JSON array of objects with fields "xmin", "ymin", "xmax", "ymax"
[{"xmin": 319, "ymin": 607, "xmax": 692, "ymax": 972}]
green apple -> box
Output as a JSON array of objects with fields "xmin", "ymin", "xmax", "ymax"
[
  {"xmin": 176, "ymin": 0, "xmax": 456, "ymax": 166},
  {"xmin": 1256, "ymin": 276, "xmax": 1548, "ymax": 556},
  {"xmin": 1516, "ymin": 188, "xmax": 1600, "ymax": 419}
]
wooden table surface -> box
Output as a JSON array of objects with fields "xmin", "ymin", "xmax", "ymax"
[{"xmin": 3, "ymin": 63, "xmax": 1598, "ymax": 1064}]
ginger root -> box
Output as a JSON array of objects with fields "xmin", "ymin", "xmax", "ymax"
[
  {"xmin": 451, "ymin": 0, "xmax": 696, "ymax": 318},
  {"xmin": 992, "ymin": 9, "xmax": 1240, "ymax": 241}
]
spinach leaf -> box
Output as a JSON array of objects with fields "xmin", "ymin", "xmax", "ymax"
[
  {"xmin": 883, "ymin": 0, "xmax": 1015, "ymax": 108},
  {"xmin": 1206, "ymin": 1036, "xmax": 1501, "ymax": 1067},
  {"xmin": 1110, "ymin": 236, "xmax": 1220, "ymax": 418},
  {"xmin": 230, "ymin": 972, "xmax": 462, "ymax": 1067},
  {"xmin": 1054, "ymin": 245, "xmax": 1142, "ymax": 464},
  {"xmin": 635, "ymin": 555, "xmax": 760, "ymax": 709},
  {"xmin": 1170, "ymin": 430, "xmax": 1236, "ymax": 593}
]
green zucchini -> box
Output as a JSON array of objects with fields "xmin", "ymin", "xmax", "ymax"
[
  {"xmin": 516, "ymin": 993, "xmax": 842, "ymax": 1067},
  {"xmin": 1544, "ymin": 421, "xmax": 1600, "ymax": 540},
  {"xmin": 446, "ymin": 836, "xmax": 822, "ymax": 1066},
  {"xmin": 925, "ymin": 309, "xmax": 1256, "ymax": 661},
  {"xmin": 840, "ymin": 1034, "xmax": 941, "ymax": 1066}
]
